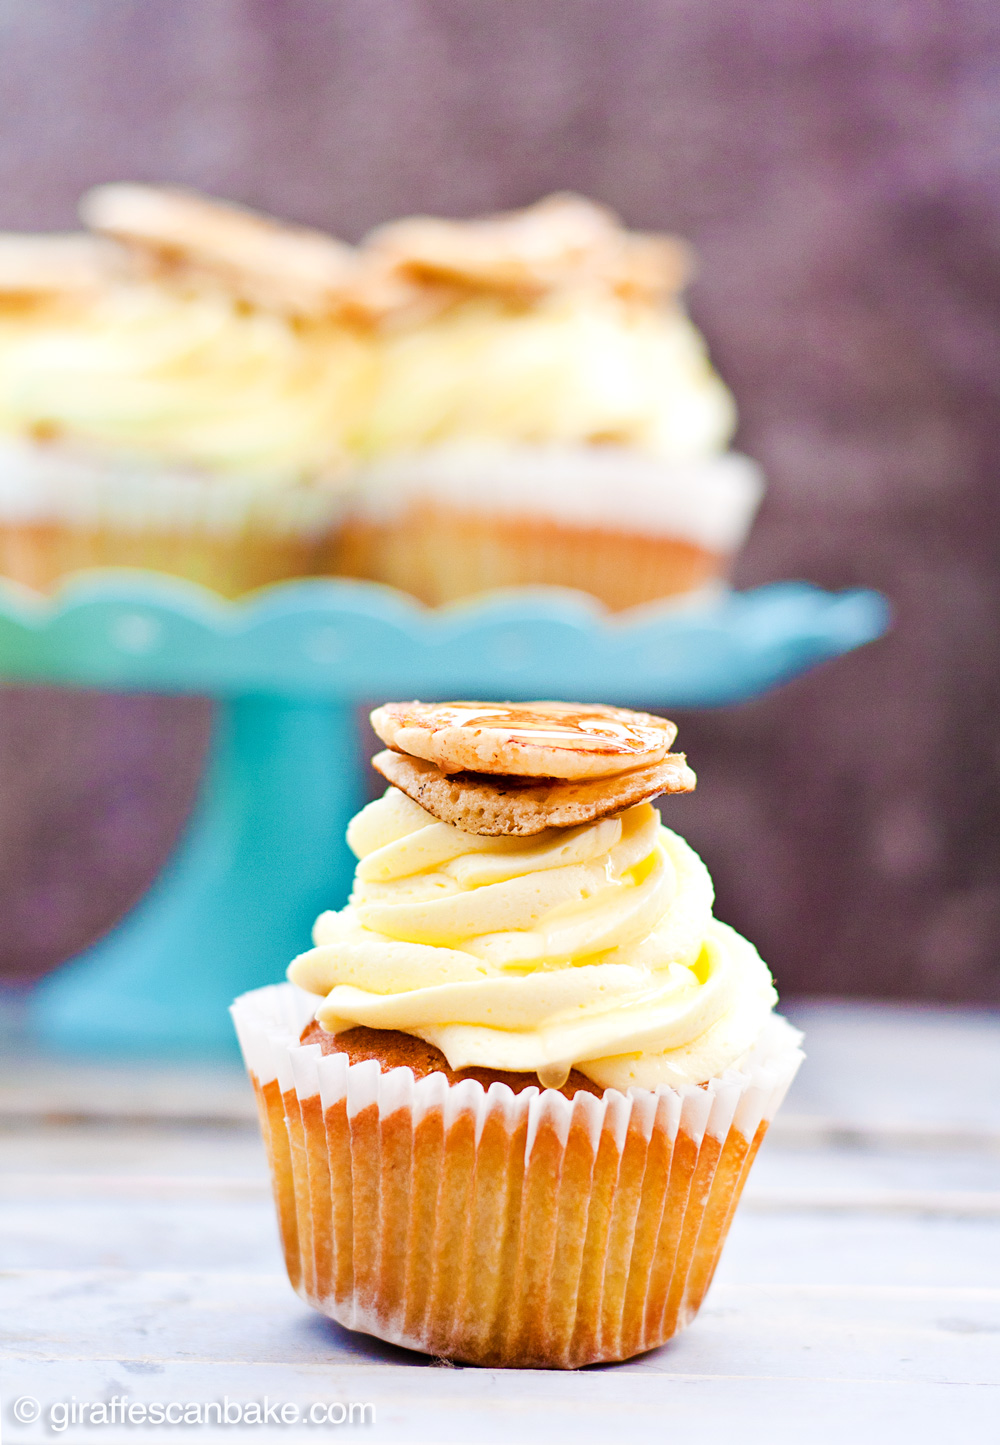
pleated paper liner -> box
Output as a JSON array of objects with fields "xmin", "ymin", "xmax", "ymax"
[
  {"xmin": 333, "ymin": 503, "xmax": 732, "ymax": 612},
  {"xmin": 0, "ymin": 436, "xmax": 348, "ymax": 596},
  {"xmin": 329, "ymin": 444, "xmax": 764, "ymax": 610},
  {"xmin": 232, "ymin": 982, "xmax": 803, "ymax": 1369}
]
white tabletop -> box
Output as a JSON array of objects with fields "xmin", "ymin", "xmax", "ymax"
[{"xmin": 2, "ymin": 998, "xmax": 999, "ymax": 1443}]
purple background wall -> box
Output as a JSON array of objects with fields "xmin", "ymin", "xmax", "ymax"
[{"xmin": 1, "ymin": 1, "xmax": 998, "ymax": 1001}]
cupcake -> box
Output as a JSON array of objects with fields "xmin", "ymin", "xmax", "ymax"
[
  {"xmin": 232, "ymin": 700, "xmax": 803, "ymax": 1368},
  {"xmin": 331, "ymin": 195, "xmax": 764, "ymax": 611},
  {"xmin": 0, "ymin": 185, "xmax": 375, "ymax": 597}
]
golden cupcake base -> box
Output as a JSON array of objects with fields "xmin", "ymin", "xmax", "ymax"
[
  {"xmin": 334, "ymin": 504, "xmax": 726, "ymax": 612},
  {"xmin": 0, "ymin": 519, "xmax": 332, "ymax": 598},
  {"xmin": 0, "ymin": 437, "xmax": 349, "ymax": 598},
  {"xmin": 234, "ymin": 984, "xmax": 803, "ymax": 1369}
]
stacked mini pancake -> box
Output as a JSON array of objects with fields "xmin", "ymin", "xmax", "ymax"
[{"xmin": 369, "ymin": 698, "xmax": 696, "ymax": 834}]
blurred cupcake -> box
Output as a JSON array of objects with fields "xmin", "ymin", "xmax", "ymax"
[
  {"xmin": 232, "ymin": 700, "xmax": 803, "ymax": 1368},
  {"xmin": 0, "ymin": 186, "xmax": 375, "ymax": 597},
  {"xmin": 332, "ymin": 195, "xmax": 763, "ymax": 610}
]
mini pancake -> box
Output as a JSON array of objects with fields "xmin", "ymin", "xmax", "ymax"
[
  {"xmin": 81, "ymin": 182, "xmax": 358, "ymax": 319},
  {"xmin": 370, "ymin": 699, "xmax": 677, "ymax": 781},
  {"xmin": 364, "ymin": 193, "xmax": 690, "ymax": 303},
  {"xmin": 0, "ymin": 233, "xmax": 122, "ymax": 301},
  {"xmin": 372, "ymin": 748, "xmax": 695, "ymax": 836},
  {"xmin": 365, "ymin": 193, "xmax": 619, "ymax": 296}
]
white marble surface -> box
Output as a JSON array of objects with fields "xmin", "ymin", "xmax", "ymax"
[{"xmin": 2, "ymin": 999, "xmax": 1000, "ymax": 1443}]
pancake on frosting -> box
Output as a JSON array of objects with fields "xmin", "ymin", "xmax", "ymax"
[
  {"xmin": 288, "ymin": 698, "xmax": 777, "ymax": 1092},
  {"xmin": 371, "ymin": 747, "xmax": 695, "ymax": 835},
  {"xmin": 370, "ymin": 698, "xmax": 678, "ymax": 778}
]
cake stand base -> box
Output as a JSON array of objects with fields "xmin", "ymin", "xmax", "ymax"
[{"xmin": 31, "ymin": 695, "xmax": 362, "ymax": 1055}]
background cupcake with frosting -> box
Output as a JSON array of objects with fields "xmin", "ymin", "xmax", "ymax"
[
  {"xmin": 0, "ymin": 184, "xmax": 374, "ymax": 597},
  {"xmin": 333, "ymin": 194, "xmax": 764, "ymax": 611},
  {"xmin": 233, "ymin": 699, "xmax": 803, "ymax": 1368}
]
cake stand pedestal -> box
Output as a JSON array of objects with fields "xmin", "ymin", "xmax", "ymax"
[{"xmin": 0, "ymin": 573, "xmax": 888, "ymax": 1055}]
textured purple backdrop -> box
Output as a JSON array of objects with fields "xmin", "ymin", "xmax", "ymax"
[{"xmin": 0, "ymin": 0, "xmax": 998, "ymax": 1000}]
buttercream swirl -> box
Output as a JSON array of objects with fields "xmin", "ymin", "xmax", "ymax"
[
  {"xmin": 360, "ymin": 292, "xmax": 736, "ymax": 461},
  {"xmin": 289, "ymin": 788, "xmax": 777, "ymax": 1090},
  {"xmin": 0, "ymin": 281, "xmax": 375, "ymax": 482}
]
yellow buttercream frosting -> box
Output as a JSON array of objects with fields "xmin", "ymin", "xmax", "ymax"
[
  {"xmin": 0, "ymin": 281, "xmax": 375, "ymax": 483},
  {"xmin": 0, "ymin": 194, "xmax": 737, "ymax": 486},
  {"xmin": 360, "ymin": 291, "xmax": 736, "ymax": 461},
  {"xmin": 288, "ymin": 788, "xmax": 777, "ymax": 1090}
]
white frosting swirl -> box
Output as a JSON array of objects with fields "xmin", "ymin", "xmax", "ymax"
[{"xmin": 289, "ymin": 788, "xmax": 777, "ymax": 1089}]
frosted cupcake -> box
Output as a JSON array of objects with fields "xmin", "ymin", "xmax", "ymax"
[
  {"xmin": 232, "ymin": 700, "xmax": 802, "ymax": 1368},
  {"xmin": 332, "ymin": 195, "xmax": 764, "ymax": 610},
  {"xmin": 0, "ymin": 186, "xmax": 375, "ymax": 597}
]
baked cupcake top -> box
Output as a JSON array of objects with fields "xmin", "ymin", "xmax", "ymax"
[{"xmin": 289, "ymin": 699, "xmax": 777, "ymax": 1091}]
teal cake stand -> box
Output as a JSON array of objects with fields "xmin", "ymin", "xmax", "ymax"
[{"xmin": 0, "ymin": 573, "xmax": 888, "ymax": 1056}]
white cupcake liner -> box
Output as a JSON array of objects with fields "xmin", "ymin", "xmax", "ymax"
[
  {"xmin": 232, "ymin": 982, "xmax": 802, "ymax": 1368},
  {"xmin": 347, "ymin": 444, "xmax": 765, "ymax": 554},
  {"xmin": 0, "ymin": 435, "xmax": 348, "ymax": 538}
]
